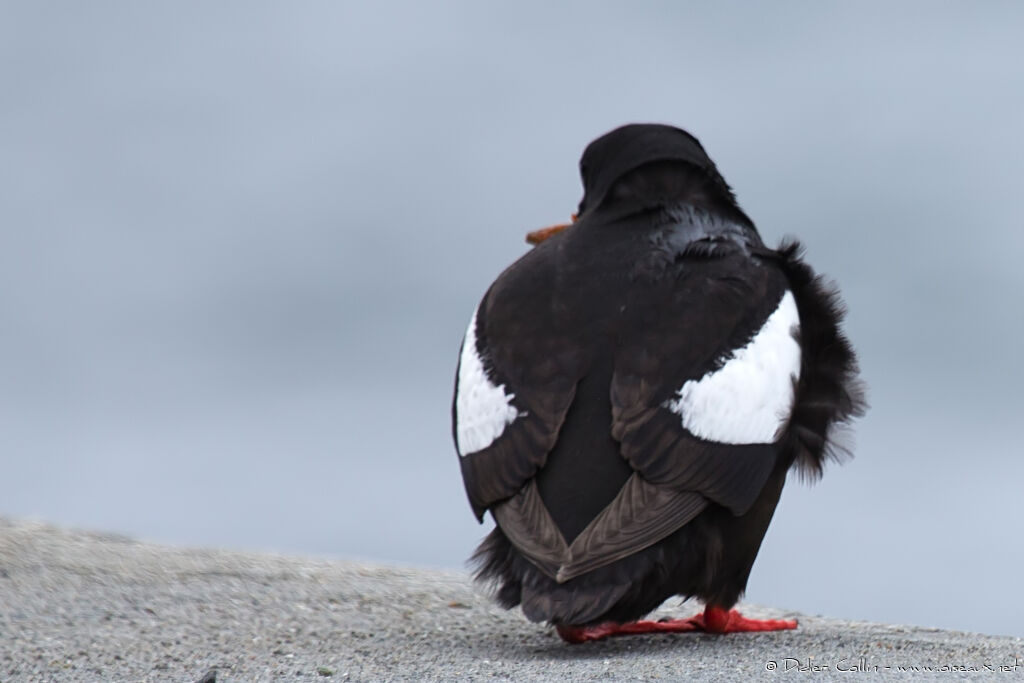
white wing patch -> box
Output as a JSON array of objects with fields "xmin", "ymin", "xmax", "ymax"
[
  {"xmin": 455, "ymin": 307, "xmax": 522, "ymax": 456},
  {"xmin": 665, "ymin": 290, "xmax": 801, "ymax": 444}
]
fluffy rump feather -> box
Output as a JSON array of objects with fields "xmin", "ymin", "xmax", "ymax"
[{"xmin": 774, "ymin": 239, "xmax": 868, "ymax": 480}]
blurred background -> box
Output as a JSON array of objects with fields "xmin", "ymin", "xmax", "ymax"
[{"xmin": 2, "ymin": 2, "xmax": 1022, "ymax": 637}]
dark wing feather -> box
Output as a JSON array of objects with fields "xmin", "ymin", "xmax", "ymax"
[
  {"xmin": 610, "ymin": 242, "xmax": 792, "ymax": 516},
  {"xmin": 454, "ymin": 241, "xmax": 583, "ymax": 520}
]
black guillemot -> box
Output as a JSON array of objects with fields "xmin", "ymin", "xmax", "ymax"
[{"xmin": 452, "ymin": 123, "xmax": 866, "ymax": 643}]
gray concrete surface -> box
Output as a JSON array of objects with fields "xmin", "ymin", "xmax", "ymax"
[{"xmin": 1, "ymin": 518, "xmax": 1021, "ymax": 682}]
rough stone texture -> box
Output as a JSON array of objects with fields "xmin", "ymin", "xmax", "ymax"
[{"xmin": 1, "ymin": 518, "xmax": 1021, "ymax": 681}]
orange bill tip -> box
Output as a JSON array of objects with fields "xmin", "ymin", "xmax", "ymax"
[{"xmin": 526, "ymin": 214, "xmax": 577, "ymax": 245}]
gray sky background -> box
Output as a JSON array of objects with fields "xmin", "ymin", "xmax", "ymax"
[{"xmin": 2, "ymin": 3, "xmax": 1022, "ymax": 637}]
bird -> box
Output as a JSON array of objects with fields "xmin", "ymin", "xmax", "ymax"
[{"xmin": 451, "ymin": 123, "xmax": 865, "ymax": 643}]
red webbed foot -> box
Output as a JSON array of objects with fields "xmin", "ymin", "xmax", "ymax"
[
  {"xmin": 690, "ymin": 605, "xmax": 798, "ymax": 634},
  {"xmin": 555, "ymin": 605, "xmax": 797, "ymax": 643}
]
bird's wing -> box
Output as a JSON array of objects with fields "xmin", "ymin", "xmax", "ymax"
[
  {"xmin": 610, "ymin": 243, "xmax": 799, "ymax": 516},
  {"xmin": 453, "ymin": 243, "xmax": 581, "ymax": 521}
]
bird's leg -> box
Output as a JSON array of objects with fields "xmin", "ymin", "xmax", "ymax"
[{"xmin": 555, "ymin": 605, "xmax": 797, "ymax": 643}]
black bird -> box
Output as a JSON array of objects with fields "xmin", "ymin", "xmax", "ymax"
[{"xmin": 452, "ymin": 124, "xmax": 865, "ymax": 642}]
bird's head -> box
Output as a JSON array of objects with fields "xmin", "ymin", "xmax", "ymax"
[{"xmin": 526, "ymin": 123, "xmax": 753, "ymax": 244}]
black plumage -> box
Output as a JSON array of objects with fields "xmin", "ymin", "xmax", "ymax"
[{"xmin": 452, "ymin": 124, "xmax": 865, "ymax": 636}]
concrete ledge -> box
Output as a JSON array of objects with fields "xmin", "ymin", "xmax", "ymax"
[{"xmin": 1, "ymin": 518, "xmax": 1020, "ymax": 681}]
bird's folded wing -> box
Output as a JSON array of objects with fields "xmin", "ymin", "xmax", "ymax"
[
  {"xmin": 453, "ymin": 248, "xmax": 582, "ymax": 520},
  {"xmin": 610, "ymin": 249, "xmax": 799, "ymax": 516}
]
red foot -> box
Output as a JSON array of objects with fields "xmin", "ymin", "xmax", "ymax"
[
  {"xmin": 694, "ymin": 606, "xmax": 798, "ymax": 634},
  {"xmin": 556, "ymin": 605, "xmax": 797, "ymax": 643}
]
